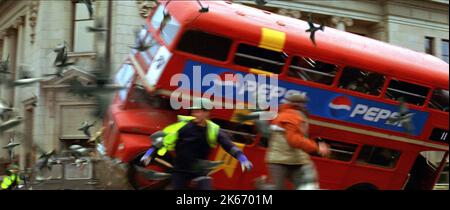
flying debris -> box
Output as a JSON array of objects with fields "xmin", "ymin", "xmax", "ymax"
[
  {"xmin": 2, "ymin": 138, "xmax": 20, "ymax": 162},
  {"xmin": 68, "ymin": 145, "xmax": 92, "ymax": 168},
  {"xmin": 87, "ymin": 18, "xmax": 109, "ymax": 33},
  {"xmin": 305, "ymin": 14, "xmax": 325, "ymax": 46},
  {"xmin": 66, "ymin": 54, "xmax": 124, "ymax": 117},
  {"xmin": 134, "ymin": 165, "xmax": 171, "ymax": 181},
  {"xmin": 0, "ymin": 100, "xmax": 14, "ymax": 121},
  {"xmin": 78, "ymin": 121, "xmax": 96, "ymax": 138},
  {"xmin": 69, "ymin": 145, "xmax": 91, "ymax": 158},
  {"xmin": 255, "ymin": 0, "xmax": 268, "ymax": 6},
  {"xmin": 88, "ymin": 127, "xmax": 104, "ymax": 145},
  {"xmin": 33, "ymin": 146, "xmax": 56, "ymax": 175},
  {"xmin": 387, "ymin": 97, "xmax": 415, "ymax": 135},
  {"xmin": 0, "ymin": 116, "xmax": 23, "ymax": 132},
  {"xmin": 54, "ymin": 41, "xmax": 68, "ymax": 67},
  {"xmin": 11, "ymin": 77, "xmax": 43, "ymax": 87},
  {"xmin": 80, "ymin": 0, "xmax": 94, "ymax": 19},
  {"xmin": 129, "ymin": 26, "xmax": 154, "ymax": 52},
  {"xmin": 235, "ymin": 111, "xmax": 273, "ymax": 139}
]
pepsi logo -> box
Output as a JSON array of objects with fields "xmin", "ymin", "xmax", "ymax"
[{"xmin": 329, "ymin": 96, "xmax": 353, "ymax": 119}]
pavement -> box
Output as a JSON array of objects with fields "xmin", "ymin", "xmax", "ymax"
[{"xmin": 13, "ymin": 156, "xmax": 133, "ymax": 190}]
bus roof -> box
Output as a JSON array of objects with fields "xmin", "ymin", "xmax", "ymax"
[{"xmin": 163, "ymin": 1, "xmax": 449, "ymax": 89}]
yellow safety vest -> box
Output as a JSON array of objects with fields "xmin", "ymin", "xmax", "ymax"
[
  {"xmin": 157, "ymin": 115, "xmax": 220, "ymax": 156},
  {"xmin": 1, "ymin": 174, "xmax": 19, "ymax": 190}
]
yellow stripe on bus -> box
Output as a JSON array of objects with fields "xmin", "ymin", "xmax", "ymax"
[
  {"xmin": 259, "ymin": 28, "xmax": 286, "ymax": 52},
  {"xmin": 250, "ymin": 68, "xmax": 273, "ymax": 76}
]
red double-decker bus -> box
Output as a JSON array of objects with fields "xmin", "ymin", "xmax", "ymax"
[{"xmin": 104, "ymin": 1, "xmax": 449, "ymax": 190}]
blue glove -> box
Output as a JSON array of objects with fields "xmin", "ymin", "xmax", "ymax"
[
  {"xmin": 237, "ymin": 154, "xmax": 253, "ymax": 172},
  {"xmin": 140, "ymin": 147, "xmax": 155, "ymax": 166}
]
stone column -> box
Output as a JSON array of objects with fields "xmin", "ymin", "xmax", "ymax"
[
  {"xmin": 331, "ymin": 16, "xmax": 354, "ymax": 31},
  {"xmin": 433, "ymin": 38, "xmax": 442, "ymax": 60},
  {"xmin": 14, "ymin": 17, "xmax": 25, "ymax": 82},
  {"xmin": 4, "ymin": 28, "xmax": 17, "ymax": 107},
  {"xmin": 371, "ymin": 22, "xmax": 387, "ymax": 42}
]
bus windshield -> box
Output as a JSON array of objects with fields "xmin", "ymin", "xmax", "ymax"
[{"xmin": 150, "ymin": 4, "xmax": 180, "ymax": 45}]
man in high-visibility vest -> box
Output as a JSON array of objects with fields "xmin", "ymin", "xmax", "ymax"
[
  {"xmin": 140, "ymin": 98, "xmax": 253, "ymax": 190},
  {"xmin": 1, "ymin": 164, "xmax": 21, "ymax": 190}
]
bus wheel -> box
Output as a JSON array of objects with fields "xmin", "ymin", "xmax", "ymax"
[
  {"xmin": 127, "ymin": 152, "xmax": 173, "ymax": 190},
  {"xmin": 347, "ymin": 183, "xmax": 378, "ymax": 191}
]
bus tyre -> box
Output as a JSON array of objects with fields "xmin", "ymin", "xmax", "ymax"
[
  {"xmin": 127, "ymin": 152, "xmax": 173, "ymax": 190},
  {"xmin": 347, "ymin": 183, "xmax": 378, "ymax": 191}
]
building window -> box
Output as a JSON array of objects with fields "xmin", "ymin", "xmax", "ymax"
[
  {"xmin": 385, "ymin": 79, "xmax": 430, "ymax": 106},
  {"xmin": 288, "ymin": 56, "xmax": 338, "ymax": 85},
  {"xmin": 72, "ymin": 0, "xmax": 95, "ymax": 52},
  {"xmin": 442, "ymin": 39, "xmax": 449, "ymax": 63},
  {"xmin": 234, "ymin": 44, "xmax": 287, "ymax": 74},
  {"xmin": 356, "ymin": 145, "xmax": 401, "ymax": 168},
  {"xmin": 425, "ymin": 37, "xmax": 434, "ymax": 55},
  {"xmin": 177, "ymin": 30, "xmax": 232, "ymax": 62},
  {"xmin": 338, "ymin": 67, "xmax": 385, "ymax": 96}
]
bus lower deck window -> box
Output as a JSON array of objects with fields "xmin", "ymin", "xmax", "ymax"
[
  {"xmin": 338, "ymin": 67, "xmax": 385, "ymax": 96},
  {"xmin": 385, "ymin": 79, "xmax": 430, "ymax": 106},
  {"xmin": 288, "ymin": 56, "xmax": 338, "ymax": 85},
  {"xmin": 314, "ymin": 138, "xmax": 357, "ymax": 162},
  {"xmin": 177, "ymin": 30, "xmax": 232, "ymax": 61},
  {"xmin": 356, "ymin": 145, "xmax": 401, "ymax": 168},
  {"xmin": 212, "ymin": 118, "xmax": 256, "ymax": 145},
  {"xmin": 233, "ymin": 43, "xmax": 286, "ymax": 74}
]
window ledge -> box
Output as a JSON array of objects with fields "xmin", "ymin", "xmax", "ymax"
[{"xmin": 68, "ymin": 51, "xmax": 97, "ymax": 58}]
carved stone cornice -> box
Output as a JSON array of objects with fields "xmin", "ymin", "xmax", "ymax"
[
  {"xmin": 136, "ymin": 0, "xmax": 157, "ymax": 18},
  {"xmin": 331, "ymin": 16, "xmax": 354, "ymax": 27},
  {"xmin": 13, "ymin": 16, "xmax": 25, "ymax": 29},
  {"xmin": 28, "ymin": 0, "xmax": 39, "ymax": 44},
  {"xmin": 0, "ymin": 28, "xmax": 16, "ymax": 37}
]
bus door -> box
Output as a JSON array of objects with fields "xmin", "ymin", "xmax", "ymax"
[{"xmin": 405, "ymin": 151, "xmax": 449, "ymax": 190}]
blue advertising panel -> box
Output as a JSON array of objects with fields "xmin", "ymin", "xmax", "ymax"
[{"xmin": 179, "ymin": 60, "xmax": 429, "ymax": 136}]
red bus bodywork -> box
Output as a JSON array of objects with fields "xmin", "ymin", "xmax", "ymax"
[{"xmin": 104, "ymin": 1, "xmax": 449, "ymax": 190}]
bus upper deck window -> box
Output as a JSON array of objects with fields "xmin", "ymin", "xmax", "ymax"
[
  {"xmin": 234, "ymin": 44, "xmax": 287, "ymax": 74},
  {"xmin": 356, "ymin": 145, "xmax": 401, "ymax": 168},
  {"xmin": 429, "ymin": 89, "xmax": 449, "ymax": 112},
  {"xmin": 338, "ymin": 67, "xmax": 385, "ymax": 96},
  {"xmin": 177, "ymin": 30, "xmax": 232, "ymax": 61},
  {"xmin": 385, "ymin": 79, "xmax": 430, "ymax": 106},
  {"xmin": 288, "ymin": 56, "xmax": 338, "ymax": 85}
]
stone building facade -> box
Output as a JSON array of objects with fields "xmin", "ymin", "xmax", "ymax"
[
  {"xmin": 0, "ymin": 0, "xmax": 448, "ymax": 176},
  {"xmin": 0, "ymin": 0, "xmax": 151, "ymax": 170},
  {"xmin": 245, "ymin": 0, "xmax": 449, "ymax": 62}
]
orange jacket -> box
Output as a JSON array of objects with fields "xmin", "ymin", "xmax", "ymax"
[{"xmin": 271, "ymin": 104, "xmax": 319, "ymax": 153}]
